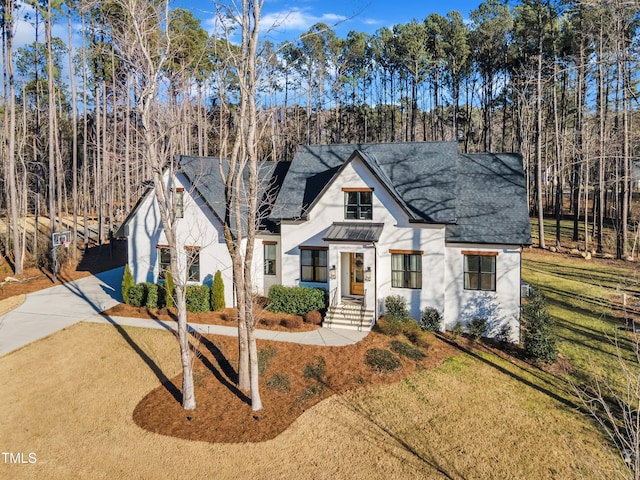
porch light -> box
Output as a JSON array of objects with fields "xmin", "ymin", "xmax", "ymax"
[
  {"xmin": 365, "ymin": 266, "xmax": 371, "ymax": 282},
  {"xmin": 330, "ymin": 265, "xmax": 336, "ymax": 280}
]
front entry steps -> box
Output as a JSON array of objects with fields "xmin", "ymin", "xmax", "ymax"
[{"xmin": 324, "ymin": 304, "xmax": 375, "ymax": 331}]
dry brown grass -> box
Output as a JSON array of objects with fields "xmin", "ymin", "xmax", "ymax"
[
  {"xmin": 0, "ymin": 294, "xmax": 25, "ymax": 316},
  {"xmin": 0, "ymin": 322, "xmax": 621, "ymax": 479}
]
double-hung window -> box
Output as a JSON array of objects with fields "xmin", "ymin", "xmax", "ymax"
[
  {"xmin": 463, "ymin": 252, "xmax": 496, "ymax": 291},
  {"xmin": 300, "ymin": 247, "xmax": 328, "ymax": 283},
  {"xmin": 344, "ymin": 188, "xmax": 373, "ymax": 220},
  {"xmin": 390, "ymin": 250, "xmax": 422, "ymax": 289}
]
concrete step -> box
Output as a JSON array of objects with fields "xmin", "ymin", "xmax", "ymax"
[{"xmin": 324, "ymin": 306, "xmax": 375, "ymax": 331}]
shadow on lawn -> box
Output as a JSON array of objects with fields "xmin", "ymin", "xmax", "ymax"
[
  {"xmin": 438, "ymin": 335, "xmax": 578, "ymax": 410},
  {"xmin": 59, "ymin": 274, "xmax": 183, "ymax": 404}
]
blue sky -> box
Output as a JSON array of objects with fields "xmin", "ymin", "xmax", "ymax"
[{"xmin": 174, "ymin": 0, "xmax": 488, "ymax": 42}]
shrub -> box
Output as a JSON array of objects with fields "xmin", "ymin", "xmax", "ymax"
[
  {"xmin": 128, "ymin": 283, "xmax": 145, "ymax": 307},
  {"xmin": 268, "ymin": 285, "xmax": 325, "ymax": 316},
  {"xmin": 389, "ymin": 340, "xmax": 426, "ymax": 360},
  {"xmin": 402, "ymin": 319, "xmax": 422, "ymax": 340},
  {"xmin": 522, "ymin": 290, "xmax": 557, "ymax": 362},
  {"xmin": 185, "ymin": 285, "xmax": 211, "ymax": 312},
  {"xmin": 303, "ymin": 356, "xmax": 326, "ymax": 383},
  {"xmin": 420, "ymin": 307, "xmax": 441, "ymax": 332},
  {"xmin": 122, "ymin": 264, "xmax": 134, "ymax": 304},
  {"xmin": 266, "ymin": 373, "xmax": 290, "ymax": 392},
  {"xmin": 469, "ymin": 317, "xmax": 488, "ymax": 340},
  {"xmin": 211, "ymin": 270, "xmax": 225, "ymax": 311},
  {"xmin": 496, "ymin": 324, "xmax": 512, "ymax": 344},
  {"xmin": 365, "ymin": 348, "xmax": 402, "ymax": 373},
  {"xmin": 376, "ymin": 317, "xmax": 404, "ymax": 336},
  {"xmin": 164, "ymin": 268, "xmax": 175, "ymax": 309},
  {"xmin": 295, "ymin": 384, "xmax": 324, "ymax": 406},
  {"xmin": 450, "ymin": 321, "xmax": 463, "ymax": 339},
  {"xmin": 144, "ymin": 283, "xmax": 159, "ymax": 309},
  {"xmin": 258, "ymin": 346, "xmax": 277, "ymax": 376},
  {"xmin": 304, "ymin": 310, "xmax": 322, "ymax": 325},
  {"xmin": 281, "ymin": 315, "xmax": 303, "ymax": 329},
  {"xmin": 410, "ymin": 331, "xmax": 432, "ymax": 349},
  {"xmin": 259, "ymin": 315, "xmax": 279, "ymax": 327},
  {"xmin": 384, "ymin": 295, "xmax": 409, "ymax": 320}
]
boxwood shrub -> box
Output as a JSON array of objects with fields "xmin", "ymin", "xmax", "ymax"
[
  {"xmin": 128, "ymin": 283, "xmax": 145, "ymax": 307},
  {"xmin": 144, "ymin": 283, "xmax": 159, "ymax": 309},
  {"xmin": 268, "ymin": 285, "xmax": 325, "ymax": 316},
  {"xmin": 185, "ymin": 285, "xmax": 211, "ymax": 312}
]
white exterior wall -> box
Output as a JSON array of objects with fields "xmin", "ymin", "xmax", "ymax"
[
  {"xmin": 444, "ymin": 243, "xmax": 522, "ymax": 342},
  {"xmin": 279, "ymin": 157, "xmax": 446, "ymax": 319},
  {"xmin": 126, "ymin": 173, "xmax": 235, "ymax": 307}
]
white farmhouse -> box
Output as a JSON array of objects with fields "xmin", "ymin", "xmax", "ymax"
[{"xmin": 119, "ymin": 141, "xmax": 531, "ymax": 341}]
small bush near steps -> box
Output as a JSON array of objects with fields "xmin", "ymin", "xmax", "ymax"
[{"xmin": 304, "ymin": 310, "xmax": 322, "ymax": 325}]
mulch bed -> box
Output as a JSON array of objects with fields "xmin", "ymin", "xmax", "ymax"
[{"xmin": 132, "ymin": 330, "xmax": 459, "ymax": 443}]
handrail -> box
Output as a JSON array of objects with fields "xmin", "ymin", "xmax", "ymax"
[{"xmin": 330, "ymin": 287, "xmax": 338, "ymax": 308}]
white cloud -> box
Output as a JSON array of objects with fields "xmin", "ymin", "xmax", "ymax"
[{"xmin": 261, "ymin": 8, "xmax": 347, "ymax": 33}]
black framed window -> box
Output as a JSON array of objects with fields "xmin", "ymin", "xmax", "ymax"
[
  {"xmin": 186, "ymin": 248, "xmax": 200, "ymax": 282},
  {"xmin": 344, "ymin": 190, "xmax": 372, "ymax": 220},
  {"xmin": 391, "ymin": 253, "xmax": 422, "ymax": 289},
  {"xmin": 300, "ymin": 248, "xmax": 327, "ymax": 282},
  {"xmin": 264, "ymin": 244, "xmax": 276, "ymax": 276},
  {"xmin": 158, "ymin": 247, "xmax": 170, "ymax": 280},
  {"xmin": 464, "ymin": 254, "xmax": 496, "ymax": 291}
]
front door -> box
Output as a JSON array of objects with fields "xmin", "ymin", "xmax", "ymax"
[{"xmin": 350, "ymin": 253, "xmax": 365, "ymax": 296}]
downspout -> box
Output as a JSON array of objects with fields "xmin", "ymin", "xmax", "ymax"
[{"xmin": 372, "ymin": 240, "xmax": 378, "ymax": 324}]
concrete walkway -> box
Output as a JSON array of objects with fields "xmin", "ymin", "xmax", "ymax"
[{"xmin": 0, "ymin": 267, "xmax": 368, "ymax": 356}]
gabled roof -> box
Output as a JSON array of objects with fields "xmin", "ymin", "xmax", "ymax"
[
  {"xmin": 116, "ymin": 156, "xmax": 289, "ymax": 237},
  {"xmin": 179, "ymin": 156, "xmax": 289, "ymax": 235},
  {"xmin": 272, "ymin": 142, "xmax": 459, "ymax": 224},
  {"xmin": 272, "ymin": 142, "xmax": 531, "ymax": 246}
]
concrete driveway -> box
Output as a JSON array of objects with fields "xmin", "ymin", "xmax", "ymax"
[
  {"xmin": 0, "ymin": 267, "xmax": 124, "ymax": 356},
  {"xmin": 0, "ymin": 266, "xmax": 368, "ymax": 356}
]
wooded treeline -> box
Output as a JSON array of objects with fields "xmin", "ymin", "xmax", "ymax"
[{"xmin": 1, "ymin": 0, "xmax": 639, "ymax": 275}]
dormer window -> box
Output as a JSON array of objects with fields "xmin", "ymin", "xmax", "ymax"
[{"xmin": 343, "ymin": 188, "xmax": 372, "ymax": 220}]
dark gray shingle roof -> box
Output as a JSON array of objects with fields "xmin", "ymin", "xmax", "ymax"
[
  {"xmin": 273, "ymin": 142, "xmax": 531, "ymax": 245},
  {"xmin": 179, "ymin": 156, "xmax": 289, "ymax": 234},
  {"xmin": 272, "ymin": 142, "xmax": 459, "ymax": 223},
  {"xmin": 446, "ymin": 153, "xmax": 531, "ymax": 245}
]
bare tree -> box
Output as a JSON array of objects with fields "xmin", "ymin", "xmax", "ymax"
[
  {"xmin": 216, "ymin": 0, "xmax": 265, "ymax": 411},
  {"xmin": 105, "ymin": 0, "xmax": 196, "ymax": 410},
  {"xmin": 575, "ymin": 333, "xmax": 640, "ymax": 480}
]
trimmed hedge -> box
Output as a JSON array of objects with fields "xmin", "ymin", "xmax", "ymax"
[
  {"xmin": 185, "ymin": 285, "xmax": 211, "ymax": 312},
  {"xmin": 128, "ymin": 283, "xmax": 145, "ymax": 307},
  {"xmin": 144, "ymin": 283, "xmax": 159, "ymax": 309},
  {"xmin": 268, "ymin": 285, "xmax": 325, "ymax": 316}
]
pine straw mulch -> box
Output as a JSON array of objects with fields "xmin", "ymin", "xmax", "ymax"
[
  {"xmin": 103, "ymin": 303, "xmax": 321, "ymax": 332},
  {"xmin": 132, "ymin": 329, "xmax": 459, "ymax": 443}
]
